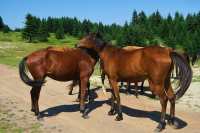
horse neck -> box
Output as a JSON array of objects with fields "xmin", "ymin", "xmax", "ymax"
[
  {"xmin": 99, "ymin": 45, "xmax": 119, "ymax": 61},
  {"xmin": 79, "ymin": 47, "xmax": 99, "ymax": 63}
]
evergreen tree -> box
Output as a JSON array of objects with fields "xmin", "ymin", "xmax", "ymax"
[
  {"xmin": 55, "ymin": 22, "xmax": 65, "ymax": 39},
  {"xmin": 2, "ymin": 25, "xmax": 10, "ymax": 33},
  {"xmin": 131, "ymin": 10, "xmax": 138, "ymax": 25},
  {"xmin": 22, "ymin": 14, "xmax": 41, "ymax": 42},
  {"xmin": 0, "ymin": 16, "xmax": 4, "ymax": 30},
  {"xmin": 38, "ymin": 19, "xmax": 49, "ymax": 42}
]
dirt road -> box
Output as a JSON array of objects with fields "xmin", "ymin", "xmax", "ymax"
[{"xmin": 0, "ymin": 64, "xmax": 199, "ymax": 133}]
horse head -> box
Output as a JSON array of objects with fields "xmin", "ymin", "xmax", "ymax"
[{"xmin": 77, "ymin": 32, "xmax": 106, "ymax": 52}]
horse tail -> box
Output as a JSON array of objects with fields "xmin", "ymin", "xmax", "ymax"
[
  {"xmin": 19, "ymin": 57, "xmax": 45, "ymax": 87},
  {"xmin": 170, "ymin": 51, "xmax": 193, "ymax": 100}
]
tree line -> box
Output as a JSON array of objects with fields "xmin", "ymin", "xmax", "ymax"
[
  {"xmin": 1, "ymin": 10, "xmax": 200, "ymax": 55},
  {"xmin": 0, "ymin": 16, "xmax": 11, "ymax": 33}
]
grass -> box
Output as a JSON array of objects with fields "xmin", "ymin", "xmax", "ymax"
[
  {"xmin": 0, "ymin": 32, "xmax": 78, "ymax": 67},
  {"xmin": 0, "ymin": 121, "xmax": 24, "ymax": 133},
  {"xmin": 0, "ymin": 109, "xmax": 41, "ymax": 133}
]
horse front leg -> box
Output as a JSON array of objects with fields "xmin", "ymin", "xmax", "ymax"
[
  {"xmin": 155, "ymin": 95, "xmax": 168, "ymax": 132},
  {"xmin": 108, "ymin": 90, "xmax": 116, "ymax": 116},
  {"xmin": 109, "ymin": 79, "xmax": 123, "ymax": 121}
]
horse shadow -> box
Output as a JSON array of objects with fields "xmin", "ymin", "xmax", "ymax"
[
  {"xmin": 40, "ymin": 99, "xmax": 109, "ymax": 118},
  {"xmin": 106, "ymin": 86, "xmax": 156, "ymax": 99},
  {"xmin": 40, "ymin": 97, "xmax": 187, "ymax": 129},
  {"xmin": 117, "ymin": 104, "xmax": 187, "ymax": 129}
]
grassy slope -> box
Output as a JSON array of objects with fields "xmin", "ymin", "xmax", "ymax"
[
  {"xmin": 0, "ymin": 32, "xmax": 101, "ymax": 75},
  {"xmin": 0, "ymin": 32, "xmax": 78, "ymax": 67}
]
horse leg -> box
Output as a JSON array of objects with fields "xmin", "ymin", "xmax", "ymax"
[
  {"xmin": 79, "ymin": 77, "xmax": 89, "ymax": 119},
  {"xmin": 30, "ymin": 88, "xmax": 35, "ymax": 112},
  {"xmin": 126, "ymin": 82, "xmax": 131, "ymax": 95},
  {"xmin": 109, "ymin": 79, "xmax": 123, "ymax": 121},
  {"xmin": 140, "ymin": 81, "xmax": 144, "ymax": 94},
  {"xmin": 167, "ymin": 84, "xmax": 179, "ymax": 129},
  {"xmin": 68, "ymin": 80, "xmax": 76, "ymax": 95},
  {"xmin": 155, "ymin": 95, "xmax": 168, "ymax": 132},
  {"xmin": 87, "ymin": 81, "xmax": 92, "ymax": 102},
  {"xmin": 134, "ymin": 82, "xmax": 138, "ymax": 98},
  {"xmin": 120, "ymin": 82, "xmax": 124, "ymax": 88},
  {"xmin": 108, "ymin": 90, "xmax": 116, "ymax": 116},
  {"xmin": 31, "ymin": 86, "xmax": 42, "ymax": 120},
  {"xmin": 148, "ymin": 80, "xmax": 167, "ymax": 132}
]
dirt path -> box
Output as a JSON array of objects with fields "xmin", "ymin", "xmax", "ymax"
[{"xmin": 0, "ymin": 64, "xmax": 200, "ymax": 133}]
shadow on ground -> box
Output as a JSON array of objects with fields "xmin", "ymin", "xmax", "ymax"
[{"xmin": 40, "ymin": 96, "xmax": 187, "ymax": 129}]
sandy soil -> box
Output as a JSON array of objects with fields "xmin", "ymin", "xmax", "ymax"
[{"xmin": 0, "ymin": 64, "xmax": 200, "ymax": 133}]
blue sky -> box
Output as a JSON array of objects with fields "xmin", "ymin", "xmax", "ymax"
[{"xmin": 1, "ymin": 0, "xmax": 200, "ymax": 29}]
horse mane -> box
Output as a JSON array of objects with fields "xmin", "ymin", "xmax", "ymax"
[{"xmin": 47, "ymin": 46, "xmax": 75, "ymax": 53}]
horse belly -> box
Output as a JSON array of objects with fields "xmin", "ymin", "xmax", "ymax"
[
  {"xmin": 46, "ymin": 61, "xmax": 79, "ymax": 81},
  {"xmin": 47, "ymin": 70, "xmax": 79, "ymax": 81}
]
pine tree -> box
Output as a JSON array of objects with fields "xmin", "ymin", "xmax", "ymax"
[
  {"xmin": 131, "ymin": 10, "xmax": 138, "ymax": 25},
  {"xmin": 38, "ymin": 19, "xmax": 49, "ymax": 42},
  {"xmin": 0, "ymin": 16, "xmax": 4, "ymax": 30},
  {"xmin": 22, "ymin": 14, "xmax": 41, "ymax": 42},
  {"xmin": 55, "ymin": 22, "xmax": 65, "ymax": 39},
  {"xmin": 2, "ymin": 25, "xmax": 10, "ymax": 33}
]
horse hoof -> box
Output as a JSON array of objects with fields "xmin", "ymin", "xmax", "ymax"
[
  {"xmin": 115, "ymin": 115, "xmax": 123, "ymax": 121},
  {"xmin": 75, "ymin": 98, "xmax": 80, "ymax": 102},
  {"xmin": 168, "ymin": 119, "xmax": 179, "ymax": 129},
  {"xmin": 108, "ymin": 110, "xmax": 115, "ymax": 116},
  {"xmin": 154, "ymin": 127, "xmax": 162, "ymax": 132},
  {"xmin": 37, "ymin": 114, "xmax": 43, "ymax": 121},
  {"xmin": 31, "ymin": 108, "xmax": 35, "ymax": 112},
  {"xmin": 82, "ymin": 114, "xmax": 90, "ymax": 119},
  {"xmin": 154, "ymin": 122, "xmax": 165, "ymax": 132}
]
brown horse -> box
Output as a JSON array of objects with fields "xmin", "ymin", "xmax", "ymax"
[
  {"xmin": 77, "ymin": 33, "xmax": 192, "ymax": 132},
  {"xmin": 101, "ymin": 45, "xmax": 145, "ymax": 97},
  {"xmin": 121, "ymin": 46, "xmax": 144, "ymax": 97},
  {"xmin": 19, "ymin": 46, "xmax": 99, "ymax": 119}
]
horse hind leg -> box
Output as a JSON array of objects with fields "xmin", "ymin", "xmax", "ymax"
[
  {"xmin": 166, "ymin": 84, "xmax": 179, "ymax": 129},
  {"xmin": 30, "ymin": 86, "xmax": 42, "ymax": 120},
  {"xmin": 68, "ymin": 80, "xmax": 78, "ymax": 95}
]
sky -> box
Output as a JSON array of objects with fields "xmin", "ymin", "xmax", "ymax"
[{"xmin": 0, "ymin": 0, "xmax": 200, "ymax": 29}]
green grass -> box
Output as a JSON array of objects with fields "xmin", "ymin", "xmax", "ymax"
[
  {"xmin": 0, "ymin": 121, "xmax": 24, "ymax": 133},
  {"xmin": 0, "ymin": 32, "xmax": 78, "ymax": 67}
]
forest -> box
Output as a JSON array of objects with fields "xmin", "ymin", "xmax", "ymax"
[{"xmin": 0, "ymin": 10, "xmax": 200, "ymax": 55}]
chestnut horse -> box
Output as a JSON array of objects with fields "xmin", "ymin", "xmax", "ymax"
[
  {"xmin": 77, "ymin": 33, "xmax": 192, "ymax": 132},
  {"xmin": 19, "ymin": 46, "xmax": 99, "ymax": 119},
  {"xmin": 101, "ymin": 45, "xmax": 145, "ymax": 97}
]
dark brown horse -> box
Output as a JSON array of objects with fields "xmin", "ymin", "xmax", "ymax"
[
  {"xmin": 19, "ymin": 46, "xmax": 99, "ymax": 119},
  {"xmin": 77, "ymin": 33, "xmax": 192, "ymax": 132}
]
